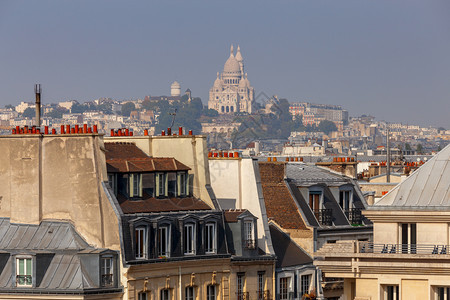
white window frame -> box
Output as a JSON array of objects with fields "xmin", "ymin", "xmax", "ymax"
[
  {"xmin": 435, "ymin": 286, "xmax": 450, "ymax": 300},
  {"xmin": 237, "ymin": 273, "xmax": 245, "ymax": 300},
  {"xmin": 135, "ymin": 227, "xmax": 147, "ymax": 259},
  {"xmin": 205, "ymin": 223, "xmax": 217, "ymax": 254},
  {"xmin": 158, "ymin": 225, "xmax": 171, "ymax": 257},
  {"xmin": 279, "ymin": 277, "xmax": 290, "ymax": 300},
  {"xmin": 184, "ymin": 223, "xmax": 196, "ymax": 255},
  {"xmin": 108, "ymin": 173, "xmax": 116, "ymax": 193},
  {"xmin": 16, "ymin": 256, "xmax": 32, "ymax": 287},
  {"xmin": 383, "ymin": 285, "xmax": 399, "ymax": 300},
  {"xmin": 101, "ymin": 256, "xmax": 113, "ymax": 286},
  {"xmin": 257, "ymin": 271, "xmax": 265, "ymax": 300},
  {"xmin": 130, "ymin": 173, "xmax": 142, "ymax": 198},
  {"xmin": 339, "ymin": 189, "xmax": 353, "ymax": 210},
  {"xmin": 300, "ymin": 274, "xmax": 311, "ymax": 297},
  {"xmin": 244, "ymin": 220, "xmax": 255, "ymax": 249}
]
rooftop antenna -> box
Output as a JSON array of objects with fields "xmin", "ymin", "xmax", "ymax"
[
  {"xmin": 169, "ymin": 108, "xmax": 177, "ymax": 129},
  {"xmin": 34, "ymin": 84, "xmax": 41, "ymax": 127}
]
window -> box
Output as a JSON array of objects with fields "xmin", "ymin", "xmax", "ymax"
[
  {"xmin": 16, "ymin": 257, "xmax": 32, "ymax": 286},
  {"xmin": 135, "ymin": 227, "xmax": 147, "ymax": 259},
  {"xmin": 257, "ymin": 271, "xmax": 265, "ymax": 300},
  {"xmin": 207, "ymin": 285, "xmax": 216, "ymax": 300},
  {"xmin": 185, "ymin": 286, "xmax": 195, "ymax": 300},
  {"xmin": 101, "ymin": 256, "xmax": 113, "ymax": 286},
  {"xmin": 168, "ymin": 173, "xmax": 177, "ymax": 197},
  {"xmin": 237, "ymin": 273, "xmax": 245, "ymax": 300},
  {"xmin": 279, "ymin": 277, "xmax": 289, "ymax": 300},
  {"xmin": 300, "ymin": 275, "xmax": 311, "ymax": 297},
  {"xmin": 158, "ymin": 225, "xmax": 170, "ymax": 257},
  {"xmin": 129, "ymin": 173, "xmax": 142, "ymax": 198},
  {"xmin": 142, "ymin": 173, "xmax": 155, "ymax": 197},
  {"xmin": 339, "ymin": 190, "xmax": 352, "ymax": 210},
  {"xmin": 401, "ymin": 223, "xmax": 416, "ymax": 253},
  {"xmin": 156, "ymin": 173, "xmax": 167, "ymax": 197},
  {"xmin": 184, "ymin": 223, "xmax": 196, "ymax": 255},
  {"xmin": 309, "ymin": 192, "xmax": 322, "ymax": 213},
  {"xmin": 138, "ymin": 292, "xmax": 148, "ymax": 300},
  {"xmin": 205, "ymin": 223, "xmax": 216, "ymax": 254},
  {"xmin": 177, "ymin": 172, "xmax": 188, "ymax": 196},
  {"xmin": 160, "ymin": 289, "xmax": 170, "ymax": 300},
  {"xmin": 244, "ymin": 221, "xmax": 255, "ymax": 249},
  {"xmin": 436, "ymin": 287, "xmax": 450, "ymax": 300},
  {"xmin": 384, "ymin": 285, "xmax": 399, "ymax": 300},
  {"xmin": 108, "ymin": 174, "xmax": 116, "ymax": 192}
]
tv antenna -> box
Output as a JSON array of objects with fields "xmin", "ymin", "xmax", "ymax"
[{"xmin": 169, "ymin": 108, "xmax": 177, "ymax": 129}]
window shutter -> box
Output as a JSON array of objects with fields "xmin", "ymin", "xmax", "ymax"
[
  {"xmin": 129, "ymin": 174, "xmax": 134, "ymax": 197},
  {"xmin": 156, "ymin": 174, "xmax": 160, "ymax": 197},
  {"xmin": 177, "ymin": 173, "xmax": 181, "ymax": 196},
  {"xmin": 164, "ymin": 173, "xmax": 168, "ymax": 197},
  {"xmin": 139, "ymin": 174, "xmax": 143, "ymax": 197}
]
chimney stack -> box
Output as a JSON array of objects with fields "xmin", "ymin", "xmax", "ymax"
[{"xmin": 34, "ymin": 84, "xmax": 41, "ymax": 127}]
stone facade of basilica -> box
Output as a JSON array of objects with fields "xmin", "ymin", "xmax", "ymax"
[{"xmin": 208, "ymin": 45, "xmax": 255, "ymax": 114}]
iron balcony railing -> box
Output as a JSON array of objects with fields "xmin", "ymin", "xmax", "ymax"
[
  {"xmin": 257, "ymin": 290, "xmax": 272, "ymax": 300},
  {"xmin": 244, "ymin": 239, "xmax": 256, "ymax": 249},
  {"xmin": 344, "ymin": 208, "xmax": 363, "ymax": 225},
  {"xmin": 314, "ymin": 209, "xmax": 333, "ymax": 226},
  {"xmin": 359, "ymin": 242, "xmax": 450, "ymax": 255},
  {"xmin": 101, "ymin": 274, "xmax": 113, "ymax": 286},
  {"xmin": 16, "ymin": 275, "xmax": 32, "ymax": 286}
]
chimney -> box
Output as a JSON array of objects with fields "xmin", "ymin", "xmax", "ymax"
[{"xmin": 34, "ymin": 84, "xmax": 41, "ymax": 127}]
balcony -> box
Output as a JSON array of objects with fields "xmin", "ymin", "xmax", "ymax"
[
  {"xmin": 243, "ymin": 239, "xmax": 256, "ymax": 249},
  {"xmin": 16, "ymin": 275, "xmax": 32, "ymax": 286},
  {"xmin": 359, "ymin": 242, "xmax": 449, "ymax": 255},
  {"xmin": 344, "ymin": 208, "xmax": 363, "ymax": 225},
  {"xmin": 101, "ymin": 274, "xmax": 113, "ymax": 286},
  {"xmin": 314, "ymin": 209, "xmax": 333, "ymax": 226}
]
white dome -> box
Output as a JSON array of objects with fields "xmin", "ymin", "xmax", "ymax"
[
  {"xmin": 171, "ymin": 81, "xmax": 180, "ymax": 88},
  {"xmin": 223, "ymin": 55, "xmax": 241, "ymax": 74},
  {"xmin": 235, "ymin": 45, "xmax": 243, "ymax": 62},
  {"xmin": 214, "ymin": 77, "xmax": 223, "ymax": 88}
]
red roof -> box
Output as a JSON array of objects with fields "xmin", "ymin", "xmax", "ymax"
[{"xmin": 105, "ymin": 142, "xmax": 190, "ymax": 173}]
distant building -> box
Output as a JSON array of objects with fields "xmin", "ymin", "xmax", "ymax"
[
  {"xmin": 15, "ymin": 101, "xmax": 34, "ymax": 113},
  {"xmin": 208, "ymin": 45, "xmax": 255, "ymax": 114},
  {"xmin": 170, "ymin": 81, "xmax": 181, "ymax": 96},
  {"xmin": 289, "ymin": 102, "xmax": 348, "ymax": 129}
]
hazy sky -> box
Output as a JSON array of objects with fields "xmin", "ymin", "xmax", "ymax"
[{"xmin": 1, "ymin": 0, "xmax": 449, "ymax": 128}]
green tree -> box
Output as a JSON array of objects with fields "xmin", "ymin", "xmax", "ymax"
[
  {"xmin": 121, "ymin": 102, "xmax": 136, "ymax": 116},
  {"xmin": 405, "ymin": 143, "xmax": 412, "ymax": 151},
  {"xmin": 318, "ymin": 120, "xmax": 337, "ymax": 135},
  {"xmin": 416, "ymin": 143, "xmax": 424, "ymax": 154},
  {"xmin": 22, "ymin": 107, "xmax": 35, "ymax": 118},
  {"xmin": 71, "ymin": 103, "xmax": 87, "ymax": 113},
  {"xmin": 4, "ymin": 104, "xmax": 15, "ymax": 110},
  {"xmin": 46, "ymin": 107, "xmax": 68, "ymax": 119}
]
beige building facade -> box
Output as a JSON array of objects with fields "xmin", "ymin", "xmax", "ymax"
[{"xmin": 315, "ymin": 144, "xmax": 450, "ymax": 300}]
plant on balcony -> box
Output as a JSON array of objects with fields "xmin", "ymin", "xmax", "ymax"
[{"xmin": 302, "ymin": 289, "xmax": 316, "ymax": 300}]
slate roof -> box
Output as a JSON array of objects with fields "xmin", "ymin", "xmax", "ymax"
[
  {"xmin": 0, "ymin": 218, "xmax": 120, "ymax": 293},
  {"xmin": 269, "ymin": 224, "xmax": 312, "ymax": 268},
  {"xmin": 117, "ymin": 193, "xmax": 211, "ymax": 213},
  {"xmin": 374, "ymin": 144, "xmax": 450, "ymax": 208},
  {"xmin": 285, "ymin": 163, "xmax": 349, "ymax": 186}
]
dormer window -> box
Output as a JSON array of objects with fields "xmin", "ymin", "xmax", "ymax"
[
  {"xmin": 130, "ymin": 173, "xmax": 142, "ymax": 198},
  {"xmin": 177, "ymin": 172, "xmax": 188, "ymax": 197},
  {"xmin": 339, "ymin": 189, "xmax": 352, "ymax": 211},
  {"xmin": 16, "ymin": 256, "xmax": 32, "ymax": 287},
  {"xmin": 158, "ymin": 225, "xmax": 171, "ymax": 257},
  {"xmin": 244, "ymin": 221, "xmax": 255, "ymax": 249},
  {"xmin": 101, "ymin": 256, "xmax": 114, "ymax": 286},
  {"xmin": 135, "ymin": 226, "xmax": 147, "ymax": 259},
  {"xmin": 184, "ymin": 223, "xmax": 196, "ymax": 255},
  {"xmin": 156, "ymin": 173, "xmax": 167, "ymax": 197},
  {"xmin": 205, "ymin": 223, "xmax": 217, "ymax": 254}
]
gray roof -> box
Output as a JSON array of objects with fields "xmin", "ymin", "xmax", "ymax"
[
  {"xmin": 0, "ymin": 219, "xmax": 90, "ymax": 251},
  {"xmin": 0, "ymin": 218, "xmax": 120, "ymax": 293},
  {"xmin": 374, "ymin": 144, "xmax": 450, "ymax": 208},
  {"xmin": 285, "ymin": 163, "xmax": 350, "ymax": 186}
]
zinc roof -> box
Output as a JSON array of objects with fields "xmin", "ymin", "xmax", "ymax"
[{"xmin": 375, "ymin": 144, "xmax": 450, "ymax": 208}]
